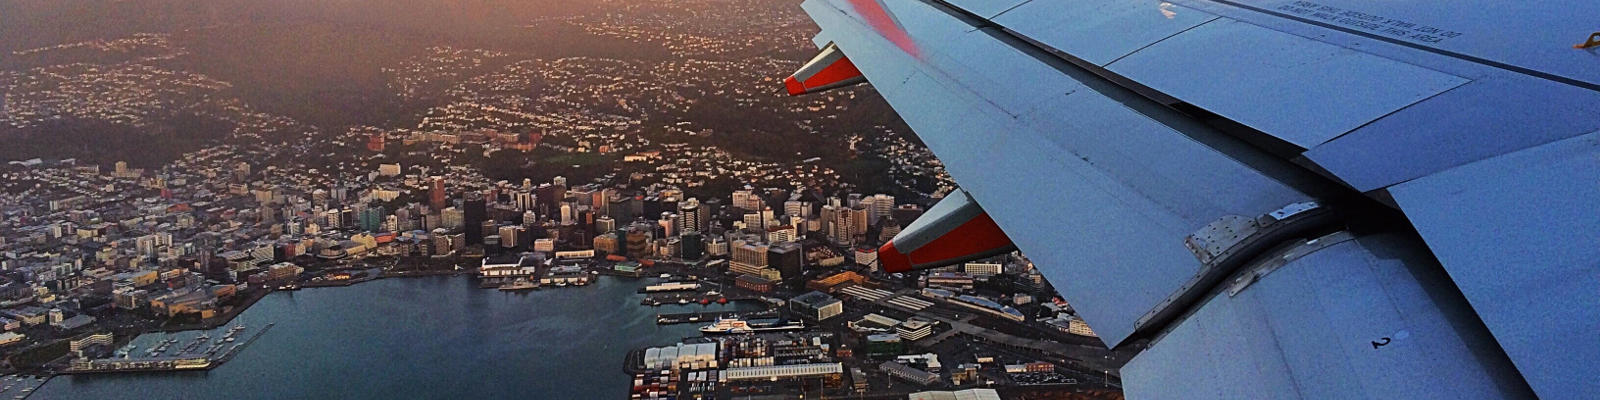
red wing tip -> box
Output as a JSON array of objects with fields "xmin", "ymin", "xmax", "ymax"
[
  {"xmin": 878, "ymin": 241, "xmax": 912, "ymax": 273},
  {"xmin": 783, "ymin": 76, "xmax": 806, "ymax": 96}
]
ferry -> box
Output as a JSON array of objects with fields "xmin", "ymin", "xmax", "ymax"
[
  {"xmin": 499, "ymin": 278, "xmax": 538, "ymax": 291},
  {"xmin": 698, "ymin": 318, "xmax": 805, "ymax": 335}
]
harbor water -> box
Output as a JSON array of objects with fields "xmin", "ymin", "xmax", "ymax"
[{"xmin": 33, "ymin": 275, "xmax": 760, "ymax": 399}]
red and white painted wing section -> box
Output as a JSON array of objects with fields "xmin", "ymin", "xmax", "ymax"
[
  {"xmin": 784, "ymin": 42, "xmax": 867, "ymax": 96},
  {"xmin": 878, "ymin": 190, "xmax": 1016, "ymax": 273}
]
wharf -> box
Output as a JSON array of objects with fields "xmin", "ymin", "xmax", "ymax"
[
  {"xmin": 640, "ymin": 292, "xmax": 758, "ymax": 306},
  {"xmin": 656, "ymin": 309, "xmax": 780, "ymax": 325},
  {"xmin": 61, "ymin": 323, "xmax": 274, "ymax": 375},
  {"xmin": 0, "ymin": 375, "xmax": 49, "ymax": 399}
]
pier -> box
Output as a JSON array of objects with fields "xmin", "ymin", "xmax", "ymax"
[
  {"xmin": 62, "ymin": 323, "xmax": 274, "ymax": 375},
  {"xmin": 656, "ymin": 309, "xmax": 780, "ymax": 325}
]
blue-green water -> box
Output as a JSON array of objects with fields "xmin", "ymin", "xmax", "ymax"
[{"xmin": 34, "ymin": 275, "xmax": 752, "ymax": 399}]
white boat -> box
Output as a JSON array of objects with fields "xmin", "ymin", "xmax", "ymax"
[
  {"xmin": 698, "ymin": 318, "xmax": 805, "ymax": 335},
  {"xmin": 499, "ymin": 278, "xmax": 538, "ymax": 291}
]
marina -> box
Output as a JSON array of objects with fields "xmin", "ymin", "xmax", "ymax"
[
  {"xmin": 0, "ymin": 375, "xmax": 49, "ymax": 400},
  {"xmin": 32, "ymin": 275, "xmax": 728, "ymax": 399},
  {"xmin": 63, "ymin": 324, "xmax": 274, "ymax": 374}
]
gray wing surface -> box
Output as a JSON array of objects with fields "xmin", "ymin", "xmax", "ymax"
[{"xmin": 799, "ymin": 0, "xmax": 1598, "ymax": 398}]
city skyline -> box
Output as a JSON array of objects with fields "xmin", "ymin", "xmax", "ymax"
[{"xmin": 0, "ymin": 0, "xmax": 1116, "ymax": 398}]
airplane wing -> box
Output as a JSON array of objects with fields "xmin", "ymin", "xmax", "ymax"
[{"xmin": 785, "ymin": 0, "xmax": 1600, "ymax": 398}]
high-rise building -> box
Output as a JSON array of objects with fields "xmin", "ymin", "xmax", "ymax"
[
  {"xmin": 625, "ymin": 224, "xmax": 654, "ymax": 258},
  {"xmin": 767, "ymin": 225, "xmax": 797, "ymax": 244},
  {"xmin": 534, "ymin": 184, "xmax": 565, "ymax": 217},
  {"xmin": 732, "ymin": 189, "xmax": 754, "ymax": 212},
  {"xmin": 769, "ymin": 242, "xmax": 804, "ymax": 285},
  {"xmin": 594, "ymin": 233, "xmax": 620, "ymax": 255},
  {"xmin": 827, "ymin": 205, "xmax": 853, "ymax": 245},
  {"xmin": 430, "ymin": 177, "xmax": 447, "ymax": 212},
  {"xmin": 878, "ymin": 216, "xmax": 902, "ymax": 243},
  {"xmin": 680, "ymin": 231, "xmax": 704, "ymax": 260},
  {"xmin": 702, "ymin": 198, "xmax": 723, "ymax": 220},
  {"xmin": 659, "ymin": 212, "xmax": 678, "ymax": 237},
  {"xmin": 499, "ymin": 225, "xmax": 521, "ymax": 249},
  {"xmin": 514, "ymin": 191, "xmax": 536, "ymax": 212},
  {"xmin": 731, "ymin": 240, "xmax": 770, "ymax": 272},
  {"xmin": 441, "ymin": 207, "xmax": 464, "ymax": 230},
  {"xmin": 463, "ymin": 193, "xmax": 487, "ymax": 245},
  {"xmin": 784, "ymin": 199, "xmax": 813, "ymax": 219},
  {"xmin": 706, "ymin": 237, "xmax": 729, "ymax": 257},
  {"xmin": 866, "ymin": 194, "xmax": 894, "ymax": 224},
  {"xmin": 850, "ymin": 207, "xmax": 869, "ymax": 237},
  {"xmin": 678, "ymin": 198, "xmax": 702, "ymax": 233},
  {"xmin": 358, "ymin": 206, "xmax": 385, "ymax": 232}
]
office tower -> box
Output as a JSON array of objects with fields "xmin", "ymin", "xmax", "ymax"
[{"xmin": 463, "ymin": 193, "xmax": 487, "ymax": 245}]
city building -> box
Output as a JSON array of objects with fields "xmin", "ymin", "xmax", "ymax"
[
  {"xmin": 908, "ymin": 389, "xmax": 1001, "ymax": 400},
  {"xmin": 896, "ymin": 319, "xmax": 934, "ymax": 341},
  {"xmin": 854, "ymin": 247, "xmax": 879, "ymax": 271},
  {"xmin": 880, "ymin": 361, "xmax": 939, "ymax": 386},
  {"xmin": 643, "ymin": 342, "xmax": 719, "ymax": 370},
  {"xmin": 730, "ymin": 240, "xmax": 770, "ymax": 272},
  {"xmin": 924, "ymin": 272, "xmax": 976, "ymax": 291},
  {"xmin": 790, "ymin": 291, "xmax": 843, "ymax": 321},
  {"xmin": 479, "ymin": 255, "xmax": 539, "ymax": 278},
  {"xmin": 722, "ymin": 363, "xmax": 843, "ymax": 382},
  {"xmin": 734, "ymin": 274, "xmax": 775, "ymax": 293},
  {"xmin": 593, "ymin": 233, "xmax": 619, "ymax": 256},
  {"xmin": 0, "ymin": 332, "xmax": 24, "ymax": 346},
  {"xmin": 808, "ymin": 271, "xmax": 869, "ymax": 292},
  {"xmin": 963, "ymin": 262, "xmax": 1002, "ymax": 277},
  {"xmin": 768, "ymin": 241, "xmax": 804, "ymax": 284},
  {"xmin": 463, "ymin": 193, "xmax": 487, "ymax": 245},
  {"xmin": 429, "ymin": 177, "xmax": 447, "ymax": 211}
]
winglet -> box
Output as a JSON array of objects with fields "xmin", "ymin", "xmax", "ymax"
[
  {"xmin": 784, "ymin": 42, "xmax": 866, "ymax": 96},
  {"xmin": 878, "ymin": 191, "xmax": 1016, "ymax": 273}
]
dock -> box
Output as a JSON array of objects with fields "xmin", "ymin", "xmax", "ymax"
[
  {"xmin": 656, "ymin": 309, "xmax": 780, "ymax": 325},
  {"xmin": 0, "ymin": 374, "xmax": 49, "ymax": 399},
  {"xmin": 61, "ymin": 323, "xmax": 274, "ymax": 374}
]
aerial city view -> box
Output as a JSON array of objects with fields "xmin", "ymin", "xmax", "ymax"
[{"xmin": 2, "ymin": 0, "xmax": 1596, "ymax": 399}]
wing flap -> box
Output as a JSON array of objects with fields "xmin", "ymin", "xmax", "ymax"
[
  {"xmin": 1387, "ymin": 129, "xmax": 1600, "ymax": 399},
  {"xmin": 1124, "ymin": 233, "xmax": 1532, "ymax": 399}
]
